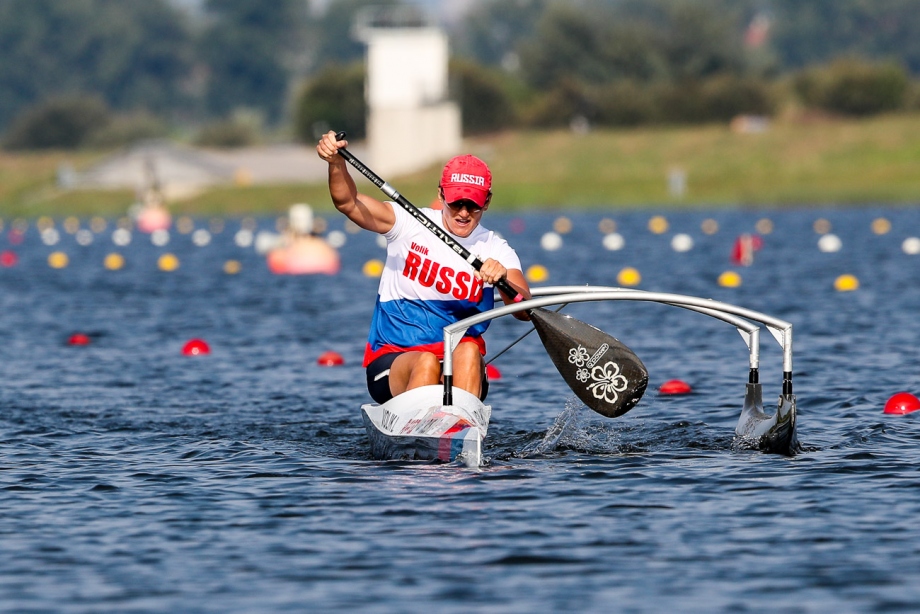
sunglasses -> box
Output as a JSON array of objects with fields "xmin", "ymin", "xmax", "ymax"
[{"xmin": 444, "ymin": 199, "xmax": 484, "ymax": 214}]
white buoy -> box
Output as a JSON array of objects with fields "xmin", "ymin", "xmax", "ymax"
[
  {"xmin": 818, "ymin": 233, "xmax": 842, "ymax": 253},
  {"xmin": 41, "ymin": 228, "xmax": 60, "ymax": 246},
  {"xmin": 540, "ymin": 232, "xmax": 563, "ymax": 251},
  {"xmin": 75, "ymin": 229, "xmax": 94, "ymax": 246},
  {"xmin": 112, "ymin": 228, "xmax": 132, "ymax": 246},
  {"xmin": 602, "ymin": 233, "xmax": 624, "ymax": 251},
  {"xmin": 234, "ymin": 229, "xmax": 254, "ymax": 248},
  {"xmin": 192, "ymin": 229, "xmax": 212, "ymax": 247},
  {"xmin": 255, "ymin": 231, "xmax": 282, "ymax": 254},
  {"xmin": 326, "ymin": 230, "xmax": 347, "ymax": 248},
  {"xmin": 902, "ymin": 237, "xmax": 920, "ymax": 255},
  {"xmin": 376, "ymin": 234, "xmax": 388, "ymax": 249},
  {"xmin": 671, "ymin": 233, "xmax": 694, "ymax": 252},
  {"xmin": 151, "ymin": 229, "xmax": 170, "ymax": 246}
]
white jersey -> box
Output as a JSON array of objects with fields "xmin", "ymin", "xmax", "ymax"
[{"xmin": 363, "ymin": 204, "xmax": 521, "ymax": 366}]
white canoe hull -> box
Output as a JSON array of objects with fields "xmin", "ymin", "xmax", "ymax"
[{"xmin": 361, "ymin": 385, "xmax": 491, "ymax": 467}]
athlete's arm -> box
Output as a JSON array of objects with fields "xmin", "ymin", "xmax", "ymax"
[
  {"xmin": 317, "ymin": 131, "xmax": 396, "ymax": 234},
  {"xmin": 479, "ymin": 259, "xmax": 531, "ymax": 321}
]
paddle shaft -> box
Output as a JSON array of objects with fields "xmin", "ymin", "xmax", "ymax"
[{"xmin": 333, "ymin": 132, "xmax": 523, "ymax": 303}]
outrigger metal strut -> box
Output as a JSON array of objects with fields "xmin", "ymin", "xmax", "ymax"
[{"xmin": 441, "ymin": 286, "xmax": 799, "ymax": 455}]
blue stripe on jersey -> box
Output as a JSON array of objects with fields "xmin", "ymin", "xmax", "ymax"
[{"xmin": 367, "ymin": 294, "xmax": 496, "ymax": 351}]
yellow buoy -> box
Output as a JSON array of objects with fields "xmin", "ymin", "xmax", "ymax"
[
  {"xmin": 617, "ymin": 267, "xmax": 641, "ymax": 287},
  {"xmin": 834, "ymin": 274, "xmax": 859, "ymax": 292},
  {"xmin": 37, "ymin": 216, "xmax": 54, "ymax": 231},
  {"xmin": 63, "ymin": 216, "xmax": 80, "ymax": 234},
  {"xmin": 526, "ymin": 264, "xmax": 549, "ymax": 283},
  {"xmin": 813, "ymin": 218, "xmax": 831, "ymax": 234},
  {"xmin": 648, "ymin": 215, "xmax": 669, "ymax": 234},
  {"xmin": 553, "ymin": 216, "xmax": 573, "ymax": 234},
  {"xmin": 48, "ymin": 251, "xmax": 69, "ymax": 269},
  {"xmin": 224, "ymin": 260, "xmax": 242, "ymax": 274},
  {"xmin": 104, "ymin": 253, "xmax": 124, "ymax": 271},
  {"xmin": 718, "ymin": 271, "xmax": 742, "ymax": 288},
  {"xmin": 158, "ymin": 253, "xmax": 180, "ymax": 272},
  {"xmin": 871, "ymin": 218, "xmax": 891, "ymax": 235},
  {"xmin": 701, "ymin": 219, "xmax": 719, "ymax": 235},
  {"xmin": 363, "ymin": 259, "xmax": 384, "ymax": 277}
]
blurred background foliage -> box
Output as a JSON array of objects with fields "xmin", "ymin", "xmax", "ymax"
[{"xmin": 1, "ymin": 0, "xmax": 920, "ymax": 151}]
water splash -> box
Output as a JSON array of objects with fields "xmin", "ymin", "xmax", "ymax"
[{"xmin": 522, "ymin": 398, "xmax": 602, "ymax": 456}]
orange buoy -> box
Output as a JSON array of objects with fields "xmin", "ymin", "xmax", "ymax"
[
  {"xmin": 0, "ymin": 250, "xmax": 17, "ymax": 267},
  {"xmin": 486, "ymin": 364, "xmax": 502, "ymax": 380},
  {"xmin": 317, "ymin": 351, "xmax": 344, "ymax": 366},
  {"xmin": 883, "ymin": 392, "xmax": 920, "ymax": 415},
  {"xmin": 267, "ymin": 238, "xmax": 340, "ymax": 275},
  {"xmin": 182, "ymin": 338, "xmax": 210, "ymax": 356},
  {"xmin": 659, "ymin": 379, "xmax": 692, "ymax": 395},
  {"xmin": 137, "ymin": 206, "xmax": 172, "ymax": 233},
  {"xmin": 68, "ymin": 333, "xmax": 91, "ymax": 346}
]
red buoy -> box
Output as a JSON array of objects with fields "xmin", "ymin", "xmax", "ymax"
[
  {"xmin": 0, "ymin": 250, "xmax": 17, "ymax": 267},
  {"xmin": 883, "ymin": 392, "xmax": 920, "ymax": 415},
  {"xmin": 486, "ymin": 364, "xmax": 502, "ymax": 380},
  {"xmin": 659, "ymin": 379, "xmax": 693, "ymax": 395},
  {"xmin": 182, "ymin": 338, "xmax": 210, "ymax": 356},
  {"xmin": 317, "ymin": 350, "xmax": 344, "ymax": 366},
  {"xmin": 68, "ymin": 333, "xmax": 91, "ymax": 346}
]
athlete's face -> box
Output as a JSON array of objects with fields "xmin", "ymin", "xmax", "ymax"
[{"xmin": 440, "ymin": 192, "xmax": 489, "ymax": 238}]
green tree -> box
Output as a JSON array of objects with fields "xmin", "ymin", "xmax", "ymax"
[
  {"xmin": 200, "ymin": 0, "xmax": 309, "ymax": 122},
  {"xmin": 0, "ymin": 0, "xmax": 193, "ymax": 131},
  {"xmin": 450, "ymin": 60, "xmax": 519, "ymax": 135},
  {"xmin": 769, "ymin": 0, "xmax": 920, "ymax": 74},
  {"xmin": 3, "ymin": 95, "xmax": 111, "ymax": 150},
  {"xmin": 294, "ymin": 63, "xmax": 366, "ymax": 142},
  {"xmin": 308, "ymin": 0, "xmax": 404, "ymax": 71},
  {"xmin": 454, "ymin": 0, "xmax": 547, "ymax": 68},
  {"xmin": 518, "ymin": 0, "xmax": 746, "ymax": 90}
]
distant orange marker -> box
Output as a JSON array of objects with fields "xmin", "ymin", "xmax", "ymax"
[
  {"xmin": 659, "ymin": 379, "xmax": 692, "ymax": 395},
  {"xmin": 182, "ymin": 339, "xmax": 211, "ymax": 356},
  {"xmin": 317, "ymin": 351, "xmax": 344, "ymax": 366}
]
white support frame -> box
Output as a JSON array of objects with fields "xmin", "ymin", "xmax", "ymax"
[{"xmin": 442, "ymin": 287, "xmax": 792, "ymax": 382}]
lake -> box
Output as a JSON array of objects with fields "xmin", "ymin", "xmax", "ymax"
[{"xmin": 2, "ymin": 205, "xmax": 920, "ymax": 612}]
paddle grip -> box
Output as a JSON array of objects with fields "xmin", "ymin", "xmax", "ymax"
[{"xmin": 333, "ymin": 131, "xmax": 524, "ymax": 304}]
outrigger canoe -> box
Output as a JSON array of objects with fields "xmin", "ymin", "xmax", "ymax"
[
  {"xmin": 361, "ymin": 385, "xmax": 491, "ymax": 467},
  {"xmin": 360, "ymin": 285, "xmax": 800, "ymax": 466}
]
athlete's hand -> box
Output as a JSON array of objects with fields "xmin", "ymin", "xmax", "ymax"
[
  {"xmin": 476, "ymin": 258, "xmax": 507, "ymax": 285},
  {"xmin": 316, "ymin": 131, "xmax": 347, "ymax": 163}
]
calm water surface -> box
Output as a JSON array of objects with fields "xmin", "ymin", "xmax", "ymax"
[{"xmin": 2, "ymin": 206, "xmax": 920, "ymax": 612}]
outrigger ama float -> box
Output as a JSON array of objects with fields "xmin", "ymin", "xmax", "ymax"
[{"xmin": 332, "ymin": 131, "xmax": 798, "ymax": 468}]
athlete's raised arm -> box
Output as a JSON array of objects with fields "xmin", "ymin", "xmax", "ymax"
[{"xmin": 316, "ymin": 131, "xmax": 396, "ymax": 234}]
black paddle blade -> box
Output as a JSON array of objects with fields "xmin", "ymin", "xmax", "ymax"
[{"xmin": 530, "ymin": 308, "xmax": 648, "ymax": 418}]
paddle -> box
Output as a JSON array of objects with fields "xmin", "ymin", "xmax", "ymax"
[{"xmin": 331, "ymin": 132, "xmax": 648, "ymax": 418}]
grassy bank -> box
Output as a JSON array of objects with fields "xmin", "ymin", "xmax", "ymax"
[{"xmin": 3, "ymin": 113, "xmax": 920, "ymax": 218}]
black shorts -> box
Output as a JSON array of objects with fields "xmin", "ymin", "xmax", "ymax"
[{"xmin": 365, "ymin": 352, "xmax": 490, "ymax": 405}]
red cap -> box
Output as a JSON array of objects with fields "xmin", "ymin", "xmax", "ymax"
[{"xmin": 440, "ymin": 155, "xmax": 492, "ymax": 207}]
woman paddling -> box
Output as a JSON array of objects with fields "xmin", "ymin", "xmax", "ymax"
[{"xmin": 316, "ymin": 131, "xmax": 531, "ymax": 404}]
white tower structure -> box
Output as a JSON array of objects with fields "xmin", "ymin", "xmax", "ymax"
[{"xmin": 356, "ymin": 10, "xmax": 461, "ymax": 177}]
